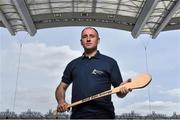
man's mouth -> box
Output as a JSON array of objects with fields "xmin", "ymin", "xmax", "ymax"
[{"xmin": 86, "ymin": 43, "xmax": 92, "ymax": 46}]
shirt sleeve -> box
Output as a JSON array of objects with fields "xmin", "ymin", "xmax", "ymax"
[
  {"xmin": 110, "ymin": 60, "xmax": 123, "ymax": 87},
  {"xmin": 61, "ymin": 62, "xmax": 73, "ymax": 85}
]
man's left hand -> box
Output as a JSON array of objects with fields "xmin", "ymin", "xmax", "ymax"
[{"xmin": 117, "ymin": 79, "xmax": 132, "ymax": 98}]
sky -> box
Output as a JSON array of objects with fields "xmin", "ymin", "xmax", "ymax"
[{"xmin": 0, "ymin": 26, "xmax": 180, "ymax": 116}]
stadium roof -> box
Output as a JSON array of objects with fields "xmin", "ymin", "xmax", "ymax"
[{"xmin": 0, "ymin": 0, "xmax": 180, "ymax": 38}]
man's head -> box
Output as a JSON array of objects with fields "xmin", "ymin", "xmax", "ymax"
[{"xmin": 80, "ymin": 27, "xmax": 100, "ymax": 52}]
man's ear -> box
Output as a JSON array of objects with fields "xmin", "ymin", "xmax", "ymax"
[
  {"xmin": 98, "ymin": 38, "xmax": 100, "ymax": 44},
  {"xmin": 80, "ymin": 39, "xmax": 83, "ymax": 45}
]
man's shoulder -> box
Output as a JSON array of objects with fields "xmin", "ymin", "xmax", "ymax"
[
  {"xmin": 99, "ymin": 53, "xmax": 117, "ymax": 63},
  {"xmin": 68, "ymin": 56, "xmax": 82, "ymax": 65}
]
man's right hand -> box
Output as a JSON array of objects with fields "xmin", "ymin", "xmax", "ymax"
[{"xmin": 57, "ymin": 101, "xmax": 70, "ymax": 112}]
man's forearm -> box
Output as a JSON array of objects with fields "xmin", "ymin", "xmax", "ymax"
[{"xmin": 55, "ymin": 82, "xmax": 68, "ymax": 103}]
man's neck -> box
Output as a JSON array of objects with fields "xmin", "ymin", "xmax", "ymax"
[{"xmin": 84, "ymin": 49, "xmax": 98, "ymax": 58}]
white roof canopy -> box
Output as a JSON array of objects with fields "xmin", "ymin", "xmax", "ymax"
[{"xmin": 0, "ymin": 0, "xmax": 180, "ymax": 38}]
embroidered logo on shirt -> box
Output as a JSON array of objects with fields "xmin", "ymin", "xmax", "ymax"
[{"xmin": 91, "ymin": 69, "xmax": 104, "ymax": 75}]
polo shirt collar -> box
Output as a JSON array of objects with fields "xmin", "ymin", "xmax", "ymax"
[{"xmin": 82, "ymin": 50, "xmax": 101, "ymax": 59}]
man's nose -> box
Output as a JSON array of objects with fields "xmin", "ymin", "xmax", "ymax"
[{"xmin": 87, "ymin": 37, "xmax": 91, "ymax": 42}]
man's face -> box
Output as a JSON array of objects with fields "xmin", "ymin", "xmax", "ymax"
[{"xmin": 81, "ymin": 28, "xmax": 100, "ymax": 51}]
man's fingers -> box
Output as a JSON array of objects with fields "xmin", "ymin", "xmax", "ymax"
[
  {"xmin": 67, "ymin": 107, "xmax": 70, "ymax": 112},
  {"xmin": 127, "ymin": 78, "xmax": 131, "ymax": 82},
  {"xmin": 126, "ymin": 79, "xmax": 132, "ymax": 92},
  {"xmin": 57, "ymin": 104, "xmax": 62, "ymax": 112},
  {"xmin": 128, "ymin": 88, "xmax": 132, "ymax": 92},
  {"xmin": 57, "ymin": 102, "xmax": 69, "ymax": 113},
  {"xmin": 119, "ymin": 87, "xmax": 129, "ymax": 93},
  {"xmin": 61, "ymin": 103, "xmax": 67, "ymax": 111}
]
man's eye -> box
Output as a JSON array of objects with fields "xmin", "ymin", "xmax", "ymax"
[
  {"xmin": 82, "ymin": 35, "xmax": 87, "ymax": 38},
  {"xmin": 90, "ymin": 35, "xmax": 95, "ymax": 38}
]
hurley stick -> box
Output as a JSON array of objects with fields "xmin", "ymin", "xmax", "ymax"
[{"xmin": 54, "ymin": 73, "xmax": 152, "ymax": 114}]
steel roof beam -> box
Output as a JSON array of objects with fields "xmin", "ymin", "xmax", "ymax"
[
  {"xmin": 116, "ymin": 0, "xmax": 122, "ymax": 14},
  {"xmin": 13, "ymin": 0, "xmax": 36, "ymax": 36},
  {"xmin": 32, "ymin": 12, "xmax": 135, "ymax": 31},
  {"xmin": 92, "ymin": 0, "xmax": 97, "ymax": 13},
  {"xmin": 152, "ymin": 0, "xmax": 180, "ymax": 39},
  {"xmin": 49, "ymin": 0, "xmax": 53, "ymax": 13},
  {"xmin": 72, "ymin": 0, "xmax": 75, "ymax": 12},
  {"xmin": 0, "ymin": 10, "xmax": 15, "ymax": 35},
  {"xmin": 131, "ymin": 0, "xmax": 159, "ymax": 38}
]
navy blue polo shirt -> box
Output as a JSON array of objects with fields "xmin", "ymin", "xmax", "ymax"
[{"xmin": 62, "ymin": 51, "xmax": 123, "ymax": 118}]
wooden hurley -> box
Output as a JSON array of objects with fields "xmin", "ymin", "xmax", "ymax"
[{"xmin": 54, "ymin": 73, "xmax": 152, "ymax": 114}]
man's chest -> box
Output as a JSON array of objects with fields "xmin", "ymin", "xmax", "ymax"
[{"xmin": 72, "ymin": 60, "xmax": 111, "ymax": 79}]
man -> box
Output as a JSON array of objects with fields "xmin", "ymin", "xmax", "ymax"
[{"xmin": 55, "ymin": 27, "xmax": 130, "ymax": 119}]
